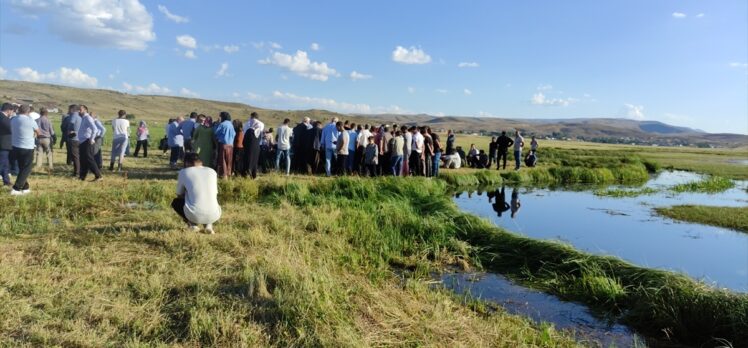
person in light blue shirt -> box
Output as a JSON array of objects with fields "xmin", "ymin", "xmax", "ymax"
[
  {"xmin": 346, "ymin": 124, "xmax": 357, "ymax": 173},
  {"xmin": 213, "ymin": 111, "xmax": 236, "ymax": 179},
  {"xmin": 319, "ymin": 117, "xmax": 339, "ymax": 176},
  {"xmin": 77, "ymin": 105, "xmax": 102, "ymax": 181},
  {"xmin": 67, "ymin": 108, "xmax": 83, "ymax": 176},
  {"xmin": 180, "ymin": 113, "xmax": 198, "ymax": 151},
  {"xmin": 167, "ymin": 117, "xmax": 185, "ymax": 168},
  {"xmin": 93, "ymin": 115, "xmax": 106, "ymax": 169},
  {"xmin": 9, "ymin": 105, "xmax": 39, "ymax": 195}
]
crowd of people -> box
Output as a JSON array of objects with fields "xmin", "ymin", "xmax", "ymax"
[{"xmin": 465, "ymin": 130, "xmax": 539, "ymax": 170}]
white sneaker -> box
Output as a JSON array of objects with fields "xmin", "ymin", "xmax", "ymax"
[
  {"xmin": 187, "ymin": 224, "xmax": 200, "ymax": 232},
  {"xmin": 22, "ymin": 189, "xmax": 31, "ymax": 194},
  {"xmin": 205, "ymin": 224, "xmax": 215, "ymax": 234},
  {"xmin": 10, "ymin": 189, "xmax": 23, "ymax": 196}
]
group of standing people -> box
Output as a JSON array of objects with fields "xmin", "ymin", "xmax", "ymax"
[{"xmin": 467, "ymin": 130, "xmax": 538, "ymax": 170}]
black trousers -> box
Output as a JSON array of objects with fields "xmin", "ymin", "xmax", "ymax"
[
  {"xmin": 134, "ymin": 140, "xmax": 148, "ymax": 157},
  {"xmin": 243, "ymin": 132, "xmax": 261, "ymax": 179},
  {"xmin": 69, "ymin": 140, "xmax": 80, "ymax": 176},
  {"xmin": 336, "ymin": 154, "xmax": 348, "ymax": 176},
  {"xmin": 79, "ymin": 141, "xmax": 101, "ymax": 180},
  {"xmin": 497, "ymin": 151, "xmax": 509, "ymax": 169},
  {"xmin": 11, "ymin": 147, "xmax": 33, "ymax": 191},
  {"xmin": 171, "ymin": 198, "xmax": 191, "ymax": 224}
]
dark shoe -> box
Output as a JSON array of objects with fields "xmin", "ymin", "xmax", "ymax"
[
  {"xmin": 91, "ymin": 176, "xmax": 102, "ymax": 182},
  {"xmin": 109, "ymin": 164, "xmax": 114, "ymax": 171}
]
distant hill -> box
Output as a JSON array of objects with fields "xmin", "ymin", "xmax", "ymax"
[{"xmin": 1, "ymin": 80, "xmax": 745, "ymax": 148}]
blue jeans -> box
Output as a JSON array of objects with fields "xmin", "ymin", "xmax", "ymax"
[
  {"xmin": 0, "ymin": 150, "xmax": 10, "ymax": 185},
  {"xmin": 514, "ymin": 150, "xmax": 521, "ymax": 169},
  {"xmin": 276, "ymin": 148, "xmax": 291, "ymax": 174},
  {"xmin": 390, "ymin": 155, "xmax": 403, "ymax": 176},
  {"xmin": 432, "ymin": 151, "xmax": 441, "ymax": 177},
  {"xmin": 325, "ymin": 148, "xmax": 336, "ymax": 176},
  {"xmin": 347, "ymin": 149, "xmax": 355, "ymax": 171}
]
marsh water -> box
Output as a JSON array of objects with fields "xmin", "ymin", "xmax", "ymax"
[
  {"xmin": 441, "ymin": 171, "xmax": 747, "ymax": 347},
  {"xmin": 453, "ymin": 171, "xmax": 748, "ymax": 291}
]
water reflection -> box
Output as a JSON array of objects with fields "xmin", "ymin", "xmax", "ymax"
[{"xmin": 453, "ymin": 172, "xmax": 748, "ymax": 291}]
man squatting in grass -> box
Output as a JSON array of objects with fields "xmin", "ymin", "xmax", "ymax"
[{"xmin": 173, "ymin": 152, "xmax": 222, "ymax": 233}]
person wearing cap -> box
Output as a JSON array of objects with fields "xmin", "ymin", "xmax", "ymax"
[{"xmin": 10, "ymin": 104, "xmax": 40, "ymax": 195}]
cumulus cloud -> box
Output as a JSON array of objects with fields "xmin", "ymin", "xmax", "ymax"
[
  {"xmin": 270, "ymin": 42, "xmax": 282, "ymax": 49},
  {"xmin": 310, "ymin": 42, "xmax": 320, "ymax": 51},
  {"xmin": 621, "ymin": 103, "xmax": 645, "ymax": 120},
  {"xmin": 216, "ymin": 62, "xmax": 229, "ymax": 77},
  {"xmin": 672, "ymin": 12, "xmax": 686, "ymax": 18},
  {"xmin": 11, "ymin": 0, "xmax": 155, "ymax": 50},
  {"xmin": 350, "ymin": 71, "xmax": 372, "ymax": 81},
  {"xmin": 223, "ymin": 45, "xmax": 239, "ymax": 53},
  {"xmin": 463, "ymin": 88, "xmax": 472, "ymax": 95},
  {"xmin": 14, "ymin": 66, "xmax": 97, "ymax": 87},
  {"xmin": 123, "ymin": 82, "xmax": 171, "ymax": 95},
  {"xmin": 392, "ymin": 46, "xmax": 431, "ymax": 64},
  {"xmin": 0, "ymin": 67, "xmax": 6, "ymax": 78},
  {"xmin": 458, "ymin": 62, "xmax": 479, "ymax": 68},
  {"xmin": 259, "ymin": 50, "xmax": 339, "ymax": 81},
  {"xmin": 157, "ymin": 4, "xmax": 189, "ymax": 23},
  {"xmin": 176, "ymin": 35, "xmax": 197, "ymax": 49},
  {"xmin": 179, "ymin": 87, "xmax": 199, "ymax": 98},
  {"xmin": 184, "ymin": 50, "xmax": 197, "ymax": 59},
  {"xmin": 531, "ymin": 92, "xmax": 574, "ymax": 107},
  {"xmin": 729, "ymin": 62, "xmax": 748, "ymax": 69}
]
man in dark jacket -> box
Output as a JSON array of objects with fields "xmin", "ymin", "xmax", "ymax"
[
  {"xmin": 488, "ymin": 136, "xmax": 498, "ymax": 168},
  {"xmin": 0, "ymin": 103, "xmax": 14, "ymax": 186},
  {"xmin": 495, "ymin": 131, "xmax": 514, "ymax": 170}
]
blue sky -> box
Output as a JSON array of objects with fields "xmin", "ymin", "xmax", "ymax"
[{"xmin": 0, "ymin": 0, "xmax": 746, "ymax": 134}]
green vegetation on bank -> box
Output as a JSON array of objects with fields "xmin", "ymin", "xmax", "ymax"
[
  {"xmin": 594, "ymin": 187, "xmax": 659, "ymax": 198},
  {"xmin": 656, "ymin": 205, "xmax": 748, "ymax": 233},
  {"xmin": 671, "ymin": 175, "xmax": 735, "ymax": 193}
]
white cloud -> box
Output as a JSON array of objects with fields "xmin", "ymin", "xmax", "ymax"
[
  {"xmin": 310, "ymin": 42, "xmax": 320, "ymax": 51},
  {"xmin": 537, "ymin": 84, "xmax": 553, "ymax": 91},
  {"xmin": 11, "ymin": 0, "xmax": 155, "ymax": 50},
  {"xmin": 270, "ymin": 42, "xmax": 282, "ymax": 49},
  {"xmin": 622, "ymin": 103, "xmax": 645, "ymax": 120},
  {"xmin": 435, "ymin": 89, "xmax": 448, "ymax": 94},
  {"xmin": 531, "ymin": 92, "xmax": 574, "ymax": 107},
  {"xmin": 407, "ymin": 86, "xmax": 415, "ymax": 94},
  {"xmin": 696, "ymin": 13, "xmax": 705, "ymax": 18},
  {"xmin": 478, "ymin": 111, "xmax": 496, "ymax": 117},
  {"xmin": 176, "ymin": 35, "xmax": 197, "ymax": 49},
  {"xmin": 179, "ymin": 87, "xmax": 199, "ymax": 98},
  {"xmin": 223, "ymin": 45, "xmax": 239, "ymax": 53},
  {"xmin": 458, "ymin": 62, "xmax": 479, "ymax": 68},
  {"xmin": 0, "ymin": 67, "xmax": 6, "ymax": 79},
  {"xmin": 729, "ymin": 62, "xmax": 748, "ymax": 69},
  {"xmin": 123, "ymin": 82, "xmax": 171, "ymax": 95},
  {"xmin": 247, "ymin": 92, "xmax": 261, "ymax": 100},
  {"xmin": 216, "ymin": 62, "xmax": 229, "ymax": 77},
  {"xmin": 672, "ymin": 12, "xmax": 686, "ymax": 18},
  {"xmin": 350, "ymin": 71, "xmax": 372, "ymax": 81},
  {"xmin": 392, "ymin": 46, "xmax": 431, "ymax": 64},
  {"xmin": 14, "ymin": 66, "xmax": 97, "ymax": 87},
  {"xmin": 258, "ymin": 50, "xmax": 339, "ymax": 81},
  {"xmin": 463, "ymin": 88, "xmax": 472, "ymax": 95},
  {"xmin": 58, "ymin": 67, "xmax": 98, "ymax": 87},
  {"xmin": 157, "ymin": 4, "xmax": 188, "ymax": 23},
  {"xmin": 184, "ymin": 50, "xmax": 197, "ymax": 59}
]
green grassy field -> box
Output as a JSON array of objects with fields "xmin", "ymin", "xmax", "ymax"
[
  {"xmin": 656, "ymin": 205, "xmax": 748, "ymax": 233},
  {"xmin": 1, "ymin": 125, "xmax": 747, "ymax": 346}
]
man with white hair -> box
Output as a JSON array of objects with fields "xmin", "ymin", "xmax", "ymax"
[{"xmin": 320, "ymin": 116, "xmax": 339, "ymax": 176}]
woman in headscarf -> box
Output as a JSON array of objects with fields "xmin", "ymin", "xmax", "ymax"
[
  {"xmin": 134, "ymin": 120, "xmax": 149, "ymax": 158},
  {"xmin": 192, "ymin": 115, "xmax": 215, "ymax": 168}
]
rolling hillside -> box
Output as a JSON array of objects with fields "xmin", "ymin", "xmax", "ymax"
[{"xmin": 1, "ymin": 80, "xmax": 745, "ymax": 147}]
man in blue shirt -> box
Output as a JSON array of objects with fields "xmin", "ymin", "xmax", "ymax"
[
  {"xmin": 319, "ymin": 117, "xmax": 339, "ymax": 176},
  {"xmin": 10, "ymin": 104, "xmax": 39, "ymax": 195},
  {"xmin": 77, "ymin": 105, "xmax": 102, "ymax": 181},
  {"xmin": 93, "ymin": 114, "xmax": 106, "ymax": 169},
  {"xmin": 66, "ymin": 105, "xmax": 82, "ymax": 176},
  {"xmin": 213, "ymin": 111, "xmax": 236, "ymax": 179},
  {"xmin": 167, "ymin": 117, "xmax": 185, "ymax": 169},
  {"xmin": 180, "ymin": 112, "xmax": 198, "ymax": 152}
]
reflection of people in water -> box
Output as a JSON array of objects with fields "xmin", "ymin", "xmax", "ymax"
[
  {"xmin": 511, "ymin": 188, "xmax": 521, "ymax": 218},
  {"xmin": 492, "ymin": 186, "xmax": 510, "ymax": 217}
]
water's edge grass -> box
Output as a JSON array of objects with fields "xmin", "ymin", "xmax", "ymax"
[{"xmin": 656, "ymin": 205, "xmax": 748, "ymax": 233}]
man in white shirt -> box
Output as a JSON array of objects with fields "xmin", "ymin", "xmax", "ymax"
[
  {"xmin": 275, "ymin": 118, "xmax": 292, "ymax": 175},
  {"xmin": 410, "ymin": 126, "xmax": 425, "ymax": 176},
  {"xmin": 173, "ymin": 152, "xmax": 222, "ymax": 234},
  {"xmin": 10, "ymin": 104, "xmax": 39, "ymax": 195},
  {"xmin": 109, "ymin": 110, "xmax": 130, "ymax": 171},
  {"xmin": 514, "ymin": 130, "xmax": 525, "ymax": 171}
]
